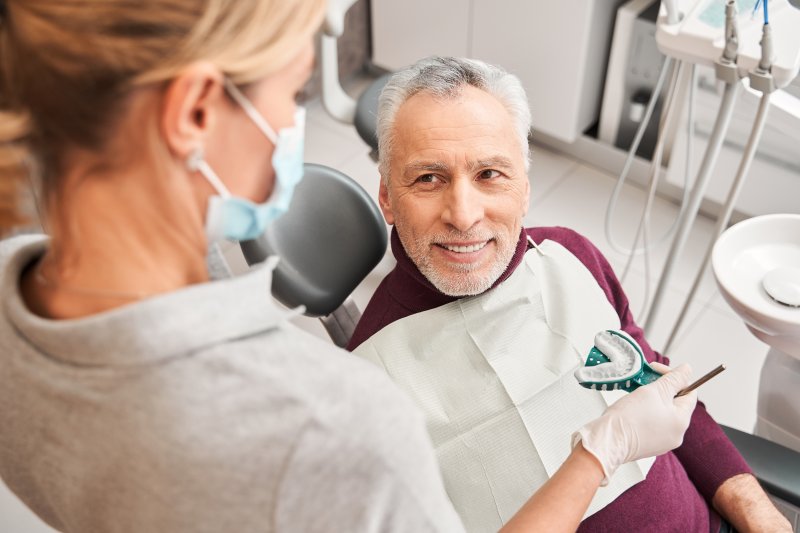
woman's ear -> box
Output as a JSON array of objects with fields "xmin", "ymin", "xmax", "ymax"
[{"xmin": 160, "ymin": 62, "xmax": 226, "ymax": 160}]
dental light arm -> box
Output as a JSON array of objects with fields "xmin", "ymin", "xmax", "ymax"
[{"xmin": 321, "ymin": 0, "xmax": 358, "ymax": 123}]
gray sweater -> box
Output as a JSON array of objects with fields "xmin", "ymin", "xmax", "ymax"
[{"xmin": 0, "ymin": 235, "xmax": 463, "ymax": 533}]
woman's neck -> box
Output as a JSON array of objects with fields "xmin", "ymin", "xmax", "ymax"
[{"xmin": 23, "ymin": 159, "xmax": 211, "ymax": 319}]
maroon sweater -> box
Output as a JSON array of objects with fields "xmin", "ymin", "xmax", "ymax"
[{"xmin": 349, "ymin": 226, "xmax": 751, "ymax": 533}]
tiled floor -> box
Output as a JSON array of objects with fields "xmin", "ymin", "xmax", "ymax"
[{"xmin": 0, "ymin": 95, "xmax": 774, "ymax": 532}]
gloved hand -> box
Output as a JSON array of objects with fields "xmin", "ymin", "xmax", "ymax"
[{"xmin": 571, "ymin": 362, "xmax": 697, "ymax": 485}]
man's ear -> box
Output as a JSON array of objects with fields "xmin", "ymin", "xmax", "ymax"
[
  {"xmin": 160, "ymin": 62, "xmax": 226, "ymax": 161},
  {"xmin": 378, "ymin": 177, "xmax": 395, "ymax": 225}
]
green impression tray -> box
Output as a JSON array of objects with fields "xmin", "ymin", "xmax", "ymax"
[{"xmin": 574, "ymin": 329, "xmax": 661, "ymax": 392}]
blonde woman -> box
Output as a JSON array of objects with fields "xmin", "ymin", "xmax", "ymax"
[{"xmin": 0, "ymin": 1, "xmax": 697, "ymax": 532}]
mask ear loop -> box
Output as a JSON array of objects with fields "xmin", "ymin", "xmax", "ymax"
[
  {"xmin": 223, "ymin": 79, "xmax": 279, "ymax": 145},
  {"xmin": 186, "ymin": 148, "xmax": 231, "ymax": 199},
  {"xmin": 527, "ymin": 234, "xmax": 547, "ymax": 257}
]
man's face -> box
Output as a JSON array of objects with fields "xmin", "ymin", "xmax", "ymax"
[{"xmin": 379, "ymin": 86, "xmax": 530, "ymax": 296}]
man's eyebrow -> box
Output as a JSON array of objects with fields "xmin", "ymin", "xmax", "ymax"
[
  {"xmin": 404, "ymin": 161, "xmax": 451, "ymax": 174},
  {"xmin": 468, "ymin": 156, "xmax": 515, "ymax": 172}
]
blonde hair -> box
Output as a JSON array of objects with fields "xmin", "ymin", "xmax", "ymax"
[{"xmin": 0, "ymin": 0, "xmax": 325, "ymax": 236}]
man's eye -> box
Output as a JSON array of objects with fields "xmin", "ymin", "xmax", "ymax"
[
  {"xmin": 417, "ymin": 174, "xmax": 439, "ymax": 184},
  {"xmin": 479, "ymin": 169, "xmax": 502, "ymax": 180}
]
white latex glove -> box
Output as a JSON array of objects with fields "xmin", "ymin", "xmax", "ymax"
[{"xmin": 572, "ymin": 363, "xmax": 697, "ymax": 485}]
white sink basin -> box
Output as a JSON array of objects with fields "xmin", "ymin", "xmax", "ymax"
[{"xmin": 712, "ymin": 214, "xmax": 800, "ymax": 358}]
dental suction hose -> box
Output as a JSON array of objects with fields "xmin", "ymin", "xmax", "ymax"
[
  {"xmin": 664, "ymin": 91, "xmax": 771, "ymax": 352},
  {"xmin": 604, "ymin": 56, "xmax": 674, "ymax": 257},
  {"xmin": 644, "ymin": 0, "xmax": 742, "ymax": 334},
  {"xmin": 644, "ymin": 81, "xmax": 740, "ymax": 334},
  {"xmin": 664, "ymin": 20, "xmax": 776, "ymax": 352},
  {"xmin": 618, "ymin": 62, "xmax": 692, "ymax": 318},
  {"xmin": 603, "ymin": 0, "xmax": 690, "ymax": 268}
]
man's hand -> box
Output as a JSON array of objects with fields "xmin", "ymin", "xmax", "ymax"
[{"xmin": 713, "ymin": 473, "xmax": 792, "ymax": 532}]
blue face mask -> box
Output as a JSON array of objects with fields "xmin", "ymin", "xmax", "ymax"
[{"xmin": 188, "ymin": 79, "xmax": 306, "ymax": 242}]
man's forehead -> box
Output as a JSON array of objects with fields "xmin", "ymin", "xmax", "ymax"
[
  {"xmin": 393, "ymin": 88, "xmax": 519, "ymax": 151},
  {"xmin": 397, "ymin": 87, "xmax": 510, "ymax": 128}
]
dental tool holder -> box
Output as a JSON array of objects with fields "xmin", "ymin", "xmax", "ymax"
[{"xmin": 656, "ymin": 0, "xmax": 800, "ymax": 89}]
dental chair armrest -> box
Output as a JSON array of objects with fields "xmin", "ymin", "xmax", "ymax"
[
  {"xmin": 720, "ymin": 425, "xmax": 800, "ymax": 508},
  {"xmin": 320, "ymin": 297, "xmax": 362, "ymax": 349}
]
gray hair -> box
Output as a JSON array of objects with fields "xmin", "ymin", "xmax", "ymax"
[{"xmin": 376, "ymin": 56, "xmax": 532, "ymax": 181}]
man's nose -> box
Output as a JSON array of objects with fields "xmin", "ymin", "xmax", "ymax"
[{"xmin": 441, "ymin": 178, "xmax": 485, "ymax": 232}]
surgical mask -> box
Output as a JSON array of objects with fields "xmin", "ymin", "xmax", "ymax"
[{"xmin": 187, "ymin": 79, "xmax": 306, "ymax": 242}]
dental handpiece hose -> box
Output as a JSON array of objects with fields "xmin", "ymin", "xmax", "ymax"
[
  {"xmin": 664, "ymin": 20, "xmax": 775, "ymax": 352},
  {"xmin": 644, "ymin": 0, "xmax": 741, "ymax": 334},
  {"xmin": 644, "ymin": 82, "xmax": 740, "ymax": 333},
  {"xmin": 664, "ymin": 92, "xmax": 771, "ymax": 352},
  {"xmin": 604, "ymin": 57, "xmax": 674, "ymax": 259}
]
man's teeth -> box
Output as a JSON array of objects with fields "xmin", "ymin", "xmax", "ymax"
[{"xmin": 441, "ymin": 241, "xmax": 488, "ymax": 253}]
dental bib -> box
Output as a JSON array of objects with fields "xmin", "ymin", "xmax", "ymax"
[{"xmin": 354, "ymin": 240, "xmax": 654, "ymax": 532}]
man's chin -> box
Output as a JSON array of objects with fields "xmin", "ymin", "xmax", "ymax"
[{"xmin": 424, "ymin": 266, "xmax": 497, "ymax": 297}]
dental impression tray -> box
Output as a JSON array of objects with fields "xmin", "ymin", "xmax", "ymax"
[{"xmin": 574, "ymin": 330, "xmax": 662, "ymax": 392}]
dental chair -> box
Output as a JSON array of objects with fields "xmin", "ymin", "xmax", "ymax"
[
  {"xmin": 321, "ymin": 0, "xmax": 391, "ymax": 155},
  {"xmin": 240, "ymin": 162, "xmax": 800, "ymax": 527},
  {"xmin": 240, "ymin": 163, "xmax": 387, "ymax": 348}
]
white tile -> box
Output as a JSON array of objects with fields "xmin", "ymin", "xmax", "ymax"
[
  {"xmin": 666, "ymin": 303, "xmax": 770, "ymax": 433},
  {"xmin": 305, "ymin": 100, "xmax": 371, "ymax": 170},
  {"xmin": 336, "ymin": 150, "xmax": 382, "ymax": 203},
  {"xmin": 0, "ymin": 480, "xmax": 57, "ymax": 533},
  {"xmin": 525, "ymin": 161, "xmax": 723, "ymax": 330},
  {"xmin": 528, "ymin": 143, "xmax": 580, "ymax": 206},
  {"xmin": 306, "ymin": 96, "xmax": 366, "ymax": 143},
  {"xmin": 617, "ymin": 267, "xmax": 710, "ymax": 355}
]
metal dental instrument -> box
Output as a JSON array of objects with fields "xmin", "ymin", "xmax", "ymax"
[{"xmin": 675, "ymin": 364, "xmax": 726, "ymax": 398}]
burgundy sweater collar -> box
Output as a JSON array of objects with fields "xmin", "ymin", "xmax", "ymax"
[{"xmin": 386, "ymin": 227, "xmax": 530, "ymax": 314}]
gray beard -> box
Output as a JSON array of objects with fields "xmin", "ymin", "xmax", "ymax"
[{"xmin": 399, "ymin": 227, "xmax": 519, "ymax": 297}]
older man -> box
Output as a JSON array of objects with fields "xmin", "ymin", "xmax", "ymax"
[{"xmin": 349, "ymin": 57, "xmax": 790, "ymax": 532}]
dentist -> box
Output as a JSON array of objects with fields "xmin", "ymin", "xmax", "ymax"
[{"xmin": 0, "ymin": 1, "xmax": 697, "ymax": 532}]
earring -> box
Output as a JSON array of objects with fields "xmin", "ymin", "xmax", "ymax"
[{"xmin": 186, "ymin": 148, "xmax": 204, "ymax": 172}]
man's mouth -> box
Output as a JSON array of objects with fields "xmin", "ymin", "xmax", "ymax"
[{"xmin": 436, "ymin": 240, "xmax": 490, "ymax": 254}]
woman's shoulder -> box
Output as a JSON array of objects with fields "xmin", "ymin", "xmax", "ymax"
[
  {"xmin": 249, "ymin": 323, "xmax": 425, "ymax": 425},
  {"xmin": 183, "ymin": 322, "xmax": 427, "ymax": 443}
]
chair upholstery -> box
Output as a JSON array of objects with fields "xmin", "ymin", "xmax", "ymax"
[
  {"xmin": 354, "ymin": 73, "xmax": 392, "ymax": 153},
  {"xmin": 721, "ymin": 425, "xmax": 800, "ymax": 513},
  {"xmin": 240, "ymin": 163, "xmax": 387, "ymax": 345}
]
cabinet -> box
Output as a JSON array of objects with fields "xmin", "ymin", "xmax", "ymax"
[{"xmin": 371, "ymin": 0, "xmax": 626, "ymax": 142}]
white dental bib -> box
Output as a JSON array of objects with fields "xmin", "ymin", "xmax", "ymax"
[{"xmin": 354, "ymin": 240, "xmax": 654, "ymax": 532}]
